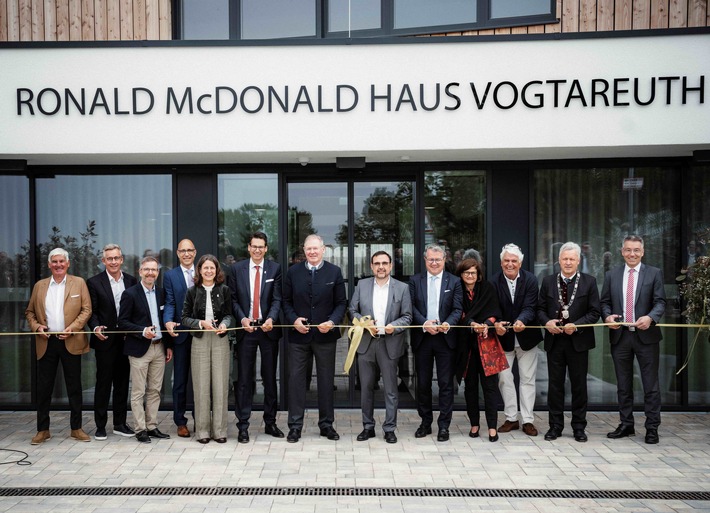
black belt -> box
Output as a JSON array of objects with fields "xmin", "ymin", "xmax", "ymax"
[{"xmin": 620, "ymin": 326, "xmax": 636, "ymax": 332}]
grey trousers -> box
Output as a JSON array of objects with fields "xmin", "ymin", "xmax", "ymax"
[{"xmin": 191, "ymin": 332, "xmax": 230, "ymax": 439}]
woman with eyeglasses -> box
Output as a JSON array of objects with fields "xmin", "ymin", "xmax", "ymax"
[
  {"xmin": 455, "ymin": 257, "xmax": 502, "ymax": 442},
  {"xmin": 181, "ymin": 254, "xmax": 234, "ymax": 444}
]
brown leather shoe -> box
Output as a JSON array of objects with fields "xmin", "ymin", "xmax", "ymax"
[
  {"xmin": 70, "ymin": 428, "xmax": 91, "ymax": 442},
  {"xmin": 522, "ymin": 423, "xmax": 538, "ymax": 436},
  {"xmin": 177, "ymin": 425, "xmax": 190, "ymax": 438},
  {"xmin": 498, "ymin": 420, "xmax": 520, "ymax": 433},
  {"xmin": 31, "ymin": 430, "xmax": 51, "ymax": 445}
]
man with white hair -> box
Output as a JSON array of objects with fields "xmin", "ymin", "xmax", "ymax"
[
  {"xmin": 537, "ymin": 242, "xmax": 600, "ymax": 443},
  {"xmin": 492, "ymin": 244, "xmax": 542, "ymax": 436},
  {"xmin": 25, "ymin": 248, "xmax": 92, "ymax": 445}
]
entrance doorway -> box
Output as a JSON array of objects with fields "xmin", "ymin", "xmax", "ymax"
[{"xmin": 285, "ymin": 178, "xmax": 417, "ymax": 409}]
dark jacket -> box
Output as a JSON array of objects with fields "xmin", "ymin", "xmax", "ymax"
[
  {"xmin": 491, "ymin": 269, "xmax": 542, "ymax": 352},
  {"xmin": 87, "ymin": 271, "xmax": 137, "ymax": 351},
  {"xmin": 408, "ymin": 270, "xmax": 463, "ymax": 350},
  {"xmin": 119, "ymin": 283, "xmax": 172, "ymax": 358},
  {"xmin": 181, "ymin": 283, "xmax": 234, "ymax": 338}
]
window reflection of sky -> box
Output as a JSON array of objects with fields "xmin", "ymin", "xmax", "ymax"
[{"xmin": 0, "ymin": 176, "xmax": 29, "ymax": 256}]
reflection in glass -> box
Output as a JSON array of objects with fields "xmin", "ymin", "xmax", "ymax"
[
  {"xmin": 0, "ymin": 176, "xmax": 30, "ymax": 404},
  {"xmin": 533, "ymin": 167, "xmax": 681, "ymax": 407},
  {"xmin": 182, "ymin": 0, "xmax": 230, "ymax": 40},
  {"xmin": 242, "ymin": 0, "xmax": 316, "ymax": 39},
  {"xmin": 35, "ymin": 174, "xmax": 173, "ymax": 406},
  {"xmin": 490, "ymin": 0, "xmax": 552, "ymax": 19},
  {"xmin": 394, "ymin": 0, "xmax": 476, "ymax": 29},
  {"xmin": 328, "ymin": 0, "xmax": 381, "ymax": 33}
]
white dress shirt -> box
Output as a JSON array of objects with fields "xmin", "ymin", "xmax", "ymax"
[
  {"xmin": 372, "ymin": 278, "xmax": 390, "ymax": 336},
  {"xmin": 45, "ymin": 276, "xmax": 67, "ymax": 332}
]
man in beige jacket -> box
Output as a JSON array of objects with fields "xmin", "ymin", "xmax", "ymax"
[{"xmin": 25, "ymin": 247, "xmax": 92, "ymax": 445}]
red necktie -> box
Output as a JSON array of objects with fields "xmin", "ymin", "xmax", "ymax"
[
  {"xmin": 252, "ymin": 265, "xmax": 261, "ymax": 320},
  {"xmin": 625, "ymin": 268, "xmax": 635, "ymax": 323}
]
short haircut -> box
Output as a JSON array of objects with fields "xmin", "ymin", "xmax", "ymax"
[
  {"xmin": 456, "ymin": 258, "xmax": 484, "ymax": 282},
  {"xmin": 623, "ymin": 235, "xmax": 644, "ymax": 247},
  {"xmin": 371, "ymin": 250, "xmax": 392, "ymax": 264},
  {"xmin": 250, "ymin": 232, "xmax": 268, "ymax": 246},
  {"xmin": 423, "ymin": 243, "xmax": 445, "ymax": 258},
  {"xmin": 48, "ymin": 247, "xmax": 69, "ymax": 262},
  {"xmin": 140, "ymin": 256, "xmax": 160, "ymax": 268},
  {"xmin": 558, "ymin": 242, "xmax": 581, "ymax": 259},
  {"xmin": 102, "ymin": 243, "xmax": 122, "ymax": 257},
  {"xmin": 303, "ymin": 234, "xmax": 324, "ymax": 247},
  {"xmin": 500, "ymin": 243, "xmax": 524, "ymax": 263}
]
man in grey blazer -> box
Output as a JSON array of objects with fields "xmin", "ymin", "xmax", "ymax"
[
  {"xmin": 349, "ymin": 251, "xmax": 412, "ymax": 444},
  {"xmin": 600, "ymin": 235, "xmax": 666, "ymax": 444}
]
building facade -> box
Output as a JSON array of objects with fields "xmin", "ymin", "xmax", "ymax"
[{"xmin": 1, "ymin": 0, "xmax": 709, "ymax": 413}]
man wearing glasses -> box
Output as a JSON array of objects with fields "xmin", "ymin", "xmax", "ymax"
[
  {"xmin": 164, "ymin": 239, "xmax": 197, "ymax": 438},
  {"xmin": 409, "ymin": 244, "xmax": 462, "ymax": 442},
  {"xmin": 119, "ymin": 256, "xmax": 173, "ymax": 443},
  {"xmin": 600, "ymin": 235, "xmax": 666, "ymax": 444},
  {"xmin": 349, "ymin": 251, "xmax": 412, "ymax": 444},
  {"xmin": 229, "ymin": 232, "xmax": 284, "ymax": 442}
]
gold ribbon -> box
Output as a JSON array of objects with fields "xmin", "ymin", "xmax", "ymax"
[{"xmin": 343, "ymin": 315, "xmax": 374, "ymax": 375}]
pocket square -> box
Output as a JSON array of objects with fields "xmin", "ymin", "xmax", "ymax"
[
  {"xmin": 265, "ymin": 278, "xmax": 274, "ymax": 283},
  {"xmin": 444, "ymin": 289, "xmax": 451, "ymax": 293},
  {"xmin": 160, "ymin": 305, "xmax": 165, "ymax": 310},
  {"xmin": 326, "ymin": 281, "xmax": 335, "ymax": 285}
]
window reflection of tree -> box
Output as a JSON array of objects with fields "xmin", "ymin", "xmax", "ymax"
[{"xmin": 219, "ymin": 203, "xmax": 280, "ymax": 262}]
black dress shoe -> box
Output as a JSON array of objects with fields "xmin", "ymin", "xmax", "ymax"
[
  {"xmin": 238, "ymin": 429, "xmax": 249, "ymax": 443},
  {"xmin": 415, "ymin": 424, "xmax": 432, "ymax": 438},
  {"xmin": 384, "ymin": 431, "xmax": 397, "ymax": 444},
  {"xmin": 147, "ymin": 428, "xmax": 170, "ymax": 439},
  {"xmin": 356, "ymin": 428, "xmax": 375, "ymax": 441},
  {"xmin": 287, "ymin": 429, "xmax": 301, "ymax": 443},
  {"xmin": 265, "ymin": 424, "xmax": 285, "ymax": 438},
  {"xmin": 135, "ymin": 430, "xmax": 151, "ymax": 443},
  {"xmin": 215, "ymin": 437, "xmax": 227, "ymax": 444},
  {"xmin": 437, "ymin": 429, "xmax": 449, "ymax": 442},
  {"xmin": 573, "ymin": 429, "xmax": 588, "ymax": 442},
  {"xmin": 645, "ymin": 428, "xmax": 659, "ymax": 444},
  {"xmin": 544, "ymin": 427, "xmax": 562, "ymax": 441},
  {"xmin": 320, "ymin": 427, "xmax": 340, "ymax": 440},
  {"xmin": 607, "ymin": 424, "xmax": 635, "ymax": 439},
  {"xmin": 469, "ymin": 427, "xmax": 480, "ymax": 438},
  {"xmin": 197, "ymin": 437, "xmax": 210, "ymax": 444}
]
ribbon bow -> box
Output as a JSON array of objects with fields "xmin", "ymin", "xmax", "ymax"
[{"xmin": 344, "ymin": 315, "xmax": 375, "ymax": 375}]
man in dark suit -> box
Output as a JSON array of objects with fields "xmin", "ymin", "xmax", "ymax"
[
  {"xmin": 282, "ymin": 234, "xmax": 347, "ymax": 443},
  {"xmin": 25, "ymin": 248, "xmax": 92, "ymax": 445},
  {"xmin": 119, "ymin": 256, "xmax": 173, "ymax": 443},
  {"xmin": 349, "ymin": 250, "xmax": 412, "ymax": 444},
  {"xmin": 87, "ymin": 243, "xmax": 137, "ymax": 440},
  {"xmin": 492, "ymin": 243, "xmax": 543, "ymax": 437},
  {"xmin": 409, "ymin": 243, "xmax": 462, "ymax": 442},
  {"xmin": 229, "ymin": 231, "xmax": 284, "ymax": 443},
  {"xmin": 538, "ymin": 241, "xmax": 600, "ymax": 443},
  {"xmin": 600, "ymin": 235, "xmax": 666, "ymax": 444},
  {"xmin": 163, "ymin": 238, "xmax": 196, "ymax": 438}
]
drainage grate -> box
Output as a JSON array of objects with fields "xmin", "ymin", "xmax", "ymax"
[{"xmin": 0, "ymin": 487, "xmax": 709, "ymax": 501}]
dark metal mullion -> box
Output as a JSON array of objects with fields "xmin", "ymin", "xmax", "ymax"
[{"xmin": 230, "ymin": 0, "xmax": 240, "ymax": 40}]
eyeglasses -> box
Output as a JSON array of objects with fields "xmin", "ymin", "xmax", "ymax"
[
  {"xmin": 462, "ymin": 271, "xmax": 477, "ymax": 277},
  {"xmin": 104, "ymin": 256, "xmax": 123, "ymax": 262},
  {"xmin": 426, "ymin": 258, "xmax": 443, "ymax": 264},
  {"xmin": 177, "ymin": 249, "xmax": 196, "ymax": 254},
  {"xmin": 372, "ymin": 261, "xmax": 391, "ymax": 267},
  {"xmin": 622, "ymin": 248, "xmax": 643, "ymax": 254},
  {"xmin": 141, "ymin": 268, "xmax": 159, "ymax": 274},
  {"xmin": 250, "ymin": 245, "xmax": 266, "ymax": 251}
]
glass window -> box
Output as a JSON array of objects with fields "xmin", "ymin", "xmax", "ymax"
[
  {"xmin": 533, "ymin": 167, "xmax": 681, "ymax": 408},
  {"xmin": 490, "ymin": 0, "xmax": 552, "ymax": 19},
  {"xmin": 328, "ymin": 0, "xmax": 381, "ymax": 33},
  {"xmin": 394, "ymin": 0, "xmax": 476, "ymax": 29},
  {"xmin": 182, "ymin": 0, "xmax": 231, "ymax": 40},
  {"xmin": 35, "ymin": 174, "xmax": 173, "ymax": 406},
  {"xmin": 684, "ymin": 165, "xmax": 710, "ymax": 405},
  {"xmin": 242, "ymin": 0, "xmax": 316, "ymax": 39},
  {"xmin": 0, "ymin": 176, "xmax": 30, "ymax": 405}
]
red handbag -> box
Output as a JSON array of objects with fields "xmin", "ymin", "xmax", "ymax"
[{"xmin": 477, "ymin": 331, "xmax": 510, "ymax": 377}]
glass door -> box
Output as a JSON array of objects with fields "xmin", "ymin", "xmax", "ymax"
[{"xmin": 286, "ymin": 178, "xmax": 416, "ymax": 408}]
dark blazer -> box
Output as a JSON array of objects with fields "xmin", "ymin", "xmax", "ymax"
[
  {"xmin": 600, "ymin": 263, "xmax": 666, "ymax": 345},
  {"xmin": 282, "ymin": 261, "xmax": 347, "ymax": 344},
  {"xmin": 408, "ymin": 271, "xmax": 463, "ymax": 350},
  {"xmin": 348, "ymin": 277, "xmax": 412, "ymax": 360},
  {"xmin": 229, "ymin": 259, "xmax": 282, "ymax": 341},
  {"xmin": 181, "ymin": 283, "xmax": 235, "ymax": 338},
  {"xmin": 163, "ymin": 265, "xmax": 192, "ymax": 345},
  {"xmin": 119, "ymin": 283, "xmax": 172, "ymax": 357},
  {"xmin": 87, "ymin": 271, "xmax": 137, "ymax": 351},
  {"xmin": 537, "ymin": 272, "xmax": 600, "ymax": 353},
  {"xmin": 491, "ymin": 269, "xmax": 543, "ymax": 351}
]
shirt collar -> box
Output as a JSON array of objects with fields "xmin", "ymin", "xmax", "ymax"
[
  {"xmin": 374, "ymin": 277, "xmax": 391, "ymax": 289},
  {"xmin": 141, "ymin": 282, "xmax": 155, "ymax": 293},
  {"xmin": 50, "ymin": 275, "xmax": 67, "ymax": 286},
  {"xmin": 306, "ymin": 261, "xmax": 323, "ymax": 271},
  {"xmin": 427, "ymin": 271, "xmax": 443, "ymax": 280},
  {"xmin": 106, "ymin": 270, "xmax": 123, "ymax": 284},
  {"xmin": 625, "ymin": 263, "xmax": 641, "ymax": 273}
]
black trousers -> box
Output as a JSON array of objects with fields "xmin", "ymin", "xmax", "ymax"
[
  {"xmin": 414, "ymin": 333, "xmax": 455, "ymax": 430},
  {"xmin": 611, "ymin": 330, "xmax": 661, "ymax": 429},
  {"xmin": 287, "ymin": 340, "xmax": 335, "ymax": 431},
  {"xmin": 546, "ymin": 336, "xmax": 589, "ymax": 431},
  {"xmin": 36, "ymin": 335, "xmax": 83, "ymax": 431},
  {"xmin": 463, "ymin": 342, "xmax": 499, "ymax": 429},
  {"xmin": 235, "ymin": 331, "xmax": 280, "ymax": 430},
  {"xmin": 93, "ymin": 337, "xmax": 130, "ymax": 429}
]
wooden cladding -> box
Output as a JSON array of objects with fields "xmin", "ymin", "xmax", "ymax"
[
  {"xmin": 1, "ymin": 0, "xmax": 707, "ymax": 41},
  {"xmin": 0, "ymin": 0, "xmax": 171, "ymax": 41}
]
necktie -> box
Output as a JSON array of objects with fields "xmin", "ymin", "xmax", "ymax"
[
  {"xmin": 427, "ymin": 275, "xmax": 439, "ymax": 321},
  {"xmin": 625, "ymin": 268, "xmax": 635, "ymax": 323},
  {"xmin": 252, "ymin": 265, "xmax": 261, "ymax": 320},
  {"xmin": 186, "ymin": 268, "xmax": 193, "ymax": 288}
]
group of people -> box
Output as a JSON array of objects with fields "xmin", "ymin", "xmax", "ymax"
[{"xmin": 24, "ymin": 232, "xmax": 666, "ymax": 446}]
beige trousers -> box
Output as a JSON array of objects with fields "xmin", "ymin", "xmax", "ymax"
[
  {"xmin": 129, "ymin": 341, "xmax": 166, "ymax": 432},
  {"xmin": 191, "ymin": 332, "xmax": 230, "ymax": 439}
]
